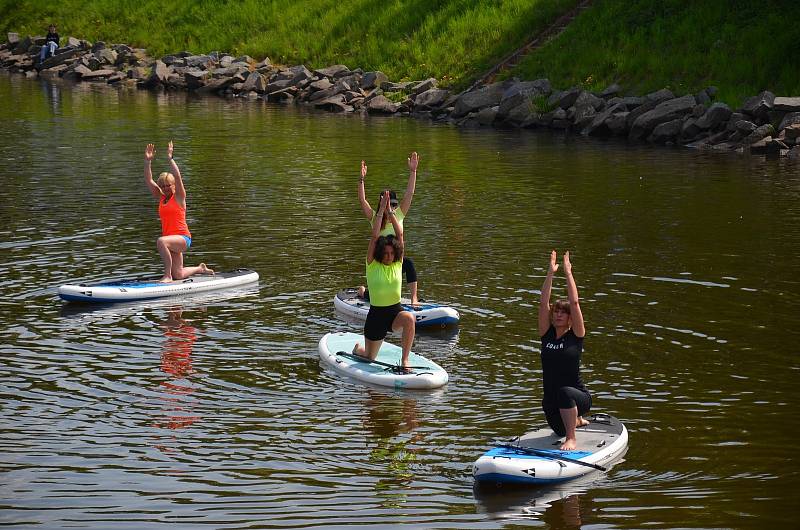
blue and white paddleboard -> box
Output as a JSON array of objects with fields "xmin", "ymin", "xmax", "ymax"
[
  {"xmin": 333, "ymin": 287, "xmax": 460, "ymax": 328},
  {"xmin": 318, "ymin": 331, "xmax": 448, "ymax": 389},
  {"xmin": 473, "ymin": 413, "xmax": 628, "ymax": 486},
  {"xmin": 58, "ymin": 268, "xmax": 259, "ymax": 303}
]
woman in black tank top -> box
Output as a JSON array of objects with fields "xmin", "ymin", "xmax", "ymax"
[{"xmin": 538, "ymin": 251, "xmax": 590, "ymax": 450}]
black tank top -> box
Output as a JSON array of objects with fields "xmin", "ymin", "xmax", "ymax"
[{"xmin": 540, "ymin": 325, "xmax": 587, "ymax": 403}]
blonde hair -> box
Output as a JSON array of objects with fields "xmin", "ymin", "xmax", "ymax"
[{"xmin": 157, "ymin": 172, "xmax": 175, "ymax": 192}]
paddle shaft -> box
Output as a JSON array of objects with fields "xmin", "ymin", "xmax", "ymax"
[
  {"xmin": 494, "ymin": 444, "xmax": 607, "ymax": 471},
  {"xmin": 335, "ymin": 351, "xmax": 429, "ymax": 372}
]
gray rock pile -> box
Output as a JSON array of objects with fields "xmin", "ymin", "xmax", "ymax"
[{"xmin": 3, "ymin": 31, "xmax": 799, "ymax": 159}]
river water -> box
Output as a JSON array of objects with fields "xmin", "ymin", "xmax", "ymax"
[{"xmin": 1, "ymin": 72, "xmax": 798, "ymax": 529}]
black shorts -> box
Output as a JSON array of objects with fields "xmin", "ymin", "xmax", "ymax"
[
  {"xmin": 364, "ymin": 303, "xmax": 403, "ymax": 341},
  {"xmin": 542, "ymin": 387, "xmax": 592, "ymax": 437}
]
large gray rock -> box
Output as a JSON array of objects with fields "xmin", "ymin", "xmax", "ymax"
[
  {"xmin": 741, "ymin": 90, "xmax": 775, "ymax": 119},
  {"xmin": 140, "ymin": 60, "xmax": 171, "ymax": 88},
  {"xmin": 582, "ymin": 103, "xmax": 625, "ymax": 136},
  {"xmin": 452, "ymin": 81, "xmax": 509, "ymax": 118},
  {"xmin": 496, "ymin": 79, "xmax": 551, "ymax": 120},
  {"xmin": 774, "ymin": 97, "xmax": 800, "ymax": 113},
  {"xmin": 644, "ymin": 88, "xmax": 675, "ymax": 104},
  {"xmin": 184, "ymin": 69, "xmax": 210, "ymax": 90},
  {"xmin": 734, "ymin": 119, "xmax": 758, "ymax": 135},
  {"xmin": 648, "ymin": 118, "xmax": 682, "ymax": 143},
  {"xmin": 505, "ymin": 101, "xmax": 535, "ymax": 126},
  {"xmin": 574, "ymin": 90, "xmax": 605, "ymax": 111},
  {"xmin": 625, "ymin": 99, "xmax": 657, "ymax": 128},
  {"xmin": 309, "ymin": 78, "xmax": 333, "ymax": 92},
  {"xmin": 96, "ymin": 48, "xmax": 117, "ymax": 65},
  {"xmin": 600, "ymin": 83, "xmax": 621, "ymax": 98},
  {"xmin": 315, "ymin": 93, "xmax": 354, "ymax": 112},
  {"xmin": 241, "ymin": 71, "xmax": 265, "ymax": 92},
  {"xmin": 362, "ymin": 71, "xmax": 388, "ymax": 90},
  {"xmin": 680, "ymin": 117, "xmax": 702, "ymax": 140},
  {"xmin": 315, "ymin": 64, "xmax": 350, "ymax": 78},
  {"xmin": 415, "ymin": 88, "xmax": 449, "ymax": 109},
  {"xmin": 195, "ymin": 75, "xmax": 238, "ymax": 94},
  {"xmin": 477, "ymin": 106, "xmax": 498, "ymax": 125},
  {"xmin": 619, "ymin": 96, "xmax": 645, "ymax": 109},
  {"xmin": 743, "ymin": 123, "xmax": 775, "ymax": 145},
  {"xmin": 81, "ymin": 69, "xmax": 116, "ymax": 80},
  {"xmin": 410, "ymin": 78, "xmax": 437, "ymax": 95},
  {"xmin": 367, "ymin": 95, "xmax": 400, "ymax": 114},
  {"xmin": 629, "ymin": 95, "xmax": 696, "ymax": 140},
  {"xmin": 7, "ymin": 33, "xmax": 19, "ymax": 47},
  {"xmin": 695, "ymin": 102, "xmax": 732, "ymax": 130},
  {"xmin": 37, "ymin": 47, "xmax": 82, "ymax": 70},
  {"xmin": 185, "ymin": 55, "xmax": 215, "ymax": 68},
  {"xmin": 778, "ymin": 112, "xmax": 800, "ymax": 131},
  {"xmin": 550, "ymin": 86, "xmax": 581, "ymax": 109}
]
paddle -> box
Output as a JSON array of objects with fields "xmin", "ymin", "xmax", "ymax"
[
  {"xmin": 335, "ymin": 351, "xmax": 430, "ymax": 374},
  {"xmin": 493, "ymin": 443, "xmax": 607, "ymax": 471}
]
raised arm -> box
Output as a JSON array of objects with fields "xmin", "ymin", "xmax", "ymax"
[
  {"xmin": 388, "ymin": 203, "xmax": 403, "ymax": 247},
  {"xmin": 399, "ymin": 152, "xmax": 418, "ymax": 215},
  {"xmin": 167, "ymin": 141, "xmax": 186, "ymax": 206},
  {"xmin": 538, "ymin": 250, "xmax": 558, "ymax": 337},
  {"xmin": 367, "ymin": 191, "xmax": 389, "ymax": 264},
  {"xmin": 143, "ymin": 143, "xmax": 162, "ymax": 199},
  {"xmin": 563, "ymin": 251, "xmax": 585, "ymax": 337},
  {"xmin": 358, "ymin": 160, "xmax": 374, "ymax": 219}
]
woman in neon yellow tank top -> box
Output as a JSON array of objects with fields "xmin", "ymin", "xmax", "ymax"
[{"xmin": 352, "ymin": 191, "xmax": 416, "ymax": 371}]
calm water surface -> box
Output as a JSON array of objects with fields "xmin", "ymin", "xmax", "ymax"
[{"xmin": 1, "ymin": 73, "xmax": 798, "ymax": 529}]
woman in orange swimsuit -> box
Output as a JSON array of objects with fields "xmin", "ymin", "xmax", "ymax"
[{"xmin": 144, "ymin": 141, "xmax": 213, "ymax": 283}]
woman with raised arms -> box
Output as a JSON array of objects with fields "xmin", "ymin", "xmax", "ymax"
[
  {"xmin": 144, "ymin": 141, "xmax": 213, "ymax": 283},
  {"xmin": 357, "ymin": 152, "xmax": 420, "ymax": 305},
  {"xmin": 538, "ymin": 250, "xmax": 591, "ymax": 450}
]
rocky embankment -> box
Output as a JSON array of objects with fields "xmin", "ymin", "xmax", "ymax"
[{"xmin": 3, "ymin": 32, "xmax": 799, "ymax": 159}]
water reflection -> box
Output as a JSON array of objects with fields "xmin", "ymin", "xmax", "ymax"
[
  {"xmin": 152, "ymin": 307, "xmax": 200, "ymax": 433},
  {"xmin": 363, "ymin": 389, "xmax": 423, "ymax": 508}
]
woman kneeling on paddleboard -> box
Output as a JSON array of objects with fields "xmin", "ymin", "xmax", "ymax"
[
  {"xmin": 143, "ymin": 141, "xmax": 213, "ymax": 283},
  {"xmin": 352, "ymin": 191, "xmax": 416, "ymax": 370},
  {"xmin": 538, "ymin": 250, "xmax": 591, "ymax": 450}
]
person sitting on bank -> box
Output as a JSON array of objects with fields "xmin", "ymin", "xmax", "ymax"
[
  {"xmin": 538, "ymin": 250, "xmax": 591, "ymax": 450},
  {"xmin": 38, "ymin": 24, "xmax": 60, "ymax": 63}
]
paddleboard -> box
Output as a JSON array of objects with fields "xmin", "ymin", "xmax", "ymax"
[
  {"xmin": 473, "ymin": 413, "xmax": 628, "ymax": 486},
  {"xmin": 318, "ymin": 331, "xmax": 448, "ymax": 389},
  {"xmin": 333, "ymin": 287, "xmax": 460, "ymax": 328},
  {"xmin": 58, "ymin": 268, "xmax": 259, "ymax": 303}
]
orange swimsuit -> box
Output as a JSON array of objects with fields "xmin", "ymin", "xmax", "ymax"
[{"xmin": 158, "ymin": 195, "xmax": 191, "ymax": 237}]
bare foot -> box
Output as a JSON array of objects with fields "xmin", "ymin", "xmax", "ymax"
[
  {"xmin": 577, "ymin": 417, "xmax": 590, "ymax": 428},
  {"xmin": 199, "ymin": 263, "xmax": 214, "ymax": 275},
  {"xmin": 357, "ymin": 285, "xmax": 366, "ymax": 298},
  {"xmin": 560, "ymin": 437, "xmax": 577, "ymax": 451},
  {"xmin": 159, "ymin": 276, "xmax": 173, "ymax": 283}
]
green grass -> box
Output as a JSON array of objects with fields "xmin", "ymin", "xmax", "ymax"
[
  {"xmin": 2, "ymin": 0, "xmax": 798, "ymax": 101},
  {"xmin": 0, "ymin": 0, "xmax": 578, "ymax": 89},
  {"xmin": 508, "ymin": 0, "xmax": 800, "ymax": 105}
]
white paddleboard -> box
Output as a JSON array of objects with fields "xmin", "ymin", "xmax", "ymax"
[
  {"xmin": 58, "ymin": 268, "xmax": 259, "ymax": 303},
  {"xmin": 333, "ymin": 287, "xmax": 460, "ymax": 328},
  {"xmin": 318, "ymin": 331, "xmax": 448, "ymax": 389},
  {"xmin": 473, "ymin": 413, "xmax": 628, "ymax": 486}
]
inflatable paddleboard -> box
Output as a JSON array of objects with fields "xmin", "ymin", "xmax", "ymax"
[
  {"xmin": 58, "ymin": 268, "xmax": 259, "ymax": 303},
  {"xmin": 334, "ymin": 287, "xmax": 460, "ymax": 328},
  {"xmin": 473, "ymin": 413, "xmax": 628, "ymax": 486},
  {"xmin": 318, "ymin": 331, "xmax": 448, "ymax": 389}
]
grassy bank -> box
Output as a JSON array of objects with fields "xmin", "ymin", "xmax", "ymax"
[
  {"xmin": 0, "ymin": 0, "xmax": 578, "ymax": 88},
  {"xmin": 509, "ymin": 0, "xmax": 800, "ymax": 104}
]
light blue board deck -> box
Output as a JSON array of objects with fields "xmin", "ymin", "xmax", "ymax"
[{"xmin": 323, "ymin": 332, "xmax": 441, "ymax": 373}]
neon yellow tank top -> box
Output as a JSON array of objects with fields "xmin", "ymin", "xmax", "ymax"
[
  {"xmin": 370, "ymin": 208, "xmax": 405, "ymax": 237},
  {"xmin": 366, "ymin": 259, "xmax": 402, "ymax": 307}
]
